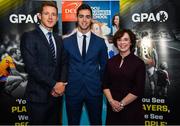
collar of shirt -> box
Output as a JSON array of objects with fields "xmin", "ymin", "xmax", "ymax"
[
  {"xmin": 76, "ymin": 30, "xmax": 91, "ymax": 55},
  {"xmin": 77, "ymin": 29, "xmax": 91, "ymax": 39},
  {"xmin": 39, "ymin": 24, "xmax": 53, "ymax": 39}
]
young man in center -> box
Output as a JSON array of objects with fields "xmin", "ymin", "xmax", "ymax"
[{"xmin": 63, "ymin": 3, "xmax": 108, "ymax": 125}]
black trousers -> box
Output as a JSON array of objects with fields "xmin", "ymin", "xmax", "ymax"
[
  {"xmin": 27, "ymin": 96, "xmax": 62, "ymax": 125},
  {"xmin": 66, "ymin": 88, "xmax": 102, "ymax": 125}
]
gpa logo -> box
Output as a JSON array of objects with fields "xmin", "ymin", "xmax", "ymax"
[
  {"xmin": 156, "ymin": 11, "xmax": 168, "ymax": 22},
  {"xmin": 9, "ymin": 14, "xmax": 38, "ymax": 23},
  {"xmin": 132, "ymin": 11, "xmax": 168, "ymax": 22}
]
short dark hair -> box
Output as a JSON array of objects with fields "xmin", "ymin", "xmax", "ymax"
[
  {"xmin": 39, "ymin": 1, "xmax": 58, "ymax": 14},
  {"xmin": 112, "ymin": 13, "xmax": 120, "ymax": 26},
  {"xmin": 76, "ymin": 4, "xmax": 92, "ymax": 17},
  {"xmin": 113, "ymin": 29, "xmax": 136, "ymax": 52}
]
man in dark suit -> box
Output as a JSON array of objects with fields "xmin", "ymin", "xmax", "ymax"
[
  {"xmin": 63, "ymin": 4, "xmax": 108, "ymax": 125},
  {"xmin": 20, "ymin": 2, "xmax": 67, "ymax": 125}
]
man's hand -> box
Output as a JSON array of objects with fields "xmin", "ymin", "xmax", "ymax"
[
  {"xmin": 51, "ymin": 82, "xmax": 66, "ymax": 97},
  {"xmin": 51, "ymin": 89, "xmax": 60, "ymax": 97}
]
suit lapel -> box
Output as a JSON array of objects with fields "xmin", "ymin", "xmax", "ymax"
[
  {"xmin": 36, "ymin": 26, "xmax": 56, "ymax": 63},
  {"xmin": 86, "ymin": 33, "xmax": 95, "ymax": 59},
  {"xmin": 36, "ymin": 27, "xmax": 50, "ymax": 49},
  {"xmin": 54, "ymin": 34, "xmax": 61, "ymax": 64},
  {"xmin": 72, "ymin": 33, "xmax": 82, "ymax": 60}
]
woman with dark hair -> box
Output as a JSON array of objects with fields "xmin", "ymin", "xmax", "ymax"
[
  {"xmin": 112, "ymin": 13, "xmax": 120, "ymax": 35},
  {"xmin": 103, "ymin": 29, "xmax": 146, "ymax": 125}
]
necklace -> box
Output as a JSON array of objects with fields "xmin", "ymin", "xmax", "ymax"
[{"xmin": 119, "ymin": 58, "xmax": 124, "ymax": 68}]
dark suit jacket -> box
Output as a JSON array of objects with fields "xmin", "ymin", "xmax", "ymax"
[
  {"xmin": 63, "ymin": 32, "xmax": 108, "ymax": 96},
  {"xmin": 20, "ymin": 26, "xmax": 67, "ymax": 103}
]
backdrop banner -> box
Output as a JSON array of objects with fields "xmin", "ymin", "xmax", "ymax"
[
  {"xmin": 0, "ymin": 0, "xmax": 61, "ymax": 125},
  {"xmin": 120, "ymin": 0, "xmax": 180, "ymax": 125}
]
